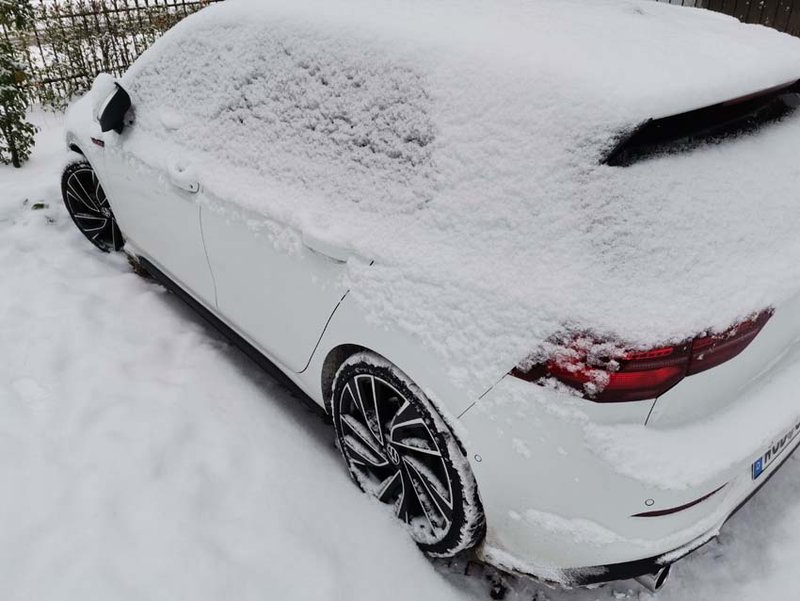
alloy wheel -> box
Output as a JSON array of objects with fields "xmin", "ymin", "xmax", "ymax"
[
  {"xmin": 62, "ymin": 164, "xmax": 123, "ymax": 252},
  {"xmin": 335, "ymin": 373, "xmax": 455, "ymax": 545}
]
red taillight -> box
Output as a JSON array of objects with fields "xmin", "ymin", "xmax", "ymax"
[
  {"xmin": 512, "ymin": 310, "xmax": 773, "ymax": 403},
  {"xmin": 687, "ymin": 310, "xmax": 773, "ymax": 375}
]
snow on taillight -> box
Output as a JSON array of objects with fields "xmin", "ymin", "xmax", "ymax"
[
  {"xmin": 511, "ymin": 310, "xmax": 773, "ymax": 403},
  {"xmin": 687, "ymin": 310, "xmax": 773, "ymax": 375}
]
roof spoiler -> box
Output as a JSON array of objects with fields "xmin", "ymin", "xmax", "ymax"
[{"xmin": 603, "ymin": 79, "xmax": 800, "ymax": 167}]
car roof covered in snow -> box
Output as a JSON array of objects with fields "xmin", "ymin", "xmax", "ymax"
[
  {"xmin": 110, "ymin": 0, "xmax": 800, "ymax": 395},
  {"xmin": 154, "ymin": 0, "xmax": 800, "ymax": 125}
]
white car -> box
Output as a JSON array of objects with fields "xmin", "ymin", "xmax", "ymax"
[{"xmin": 62, "ymin": 0, "xmax": 800, "ymax": 591}]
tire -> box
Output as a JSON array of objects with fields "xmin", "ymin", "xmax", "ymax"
[
  {"xmin": 331, "ymin": 352, "xmax": 485, "ymax": 557},
  {"xmin": 61, "ymin": 160, "xmax": 124, "ymax": 253}
]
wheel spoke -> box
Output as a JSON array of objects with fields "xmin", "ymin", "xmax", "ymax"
[
  {"xmin": 365, "ymin": 376, "xmax": 386, "ymax": 445},
  {"xmin": 396, "ymin": 466, "xmax": 424, "ymax": 524},
  {"xmin": 390, "ymin": 416, "xmax": 426, "ymax": 441},
  {"xmin": 68, "ymin": 173, "xmax": 99, "ymax": 213},
  {"xmin": 341, "ymin": 414, "xmax": 384, "ymax": 459},
  {"xmin": 392, "ymin": 439, "xmax": 440, "ymax": 457},
  {"xmin": 354, "ymin": 375, "xmax": 390, "ymax": 445},
  {"xmin": 343, "ymin": 383, "xmax": 368, "ymax": 424},
  {"xmin": 376, "ymin": 470, "xmax": 402, "ymax": 504},
  {"xmin": 342, "ymin": 383, "xmax": 382, "ymax": 446},
  {"xmin": 403, "ymin": 461, "xmax": 437, "ymax": 533},
  {"xmin": 343, "ymin": 436, "xmax": 388, "ymax": 471},
  {"xmin": 404, "ymin": 456, "xmax": 454, "ymax": 529},
  {"xmin": 65, "ymin": 189, "xmax": 99, "ymax": 216},
  {"xmin": 74, "ymin": 214, "xmax": 108, "ymax": 232},
  {"xmin": 93, "ymin": 170, "xmax": 102, "ymax": 199}
]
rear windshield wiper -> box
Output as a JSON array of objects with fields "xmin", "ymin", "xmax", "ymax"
[{"xmin": 604, "ymin": 79, "xmax": 800, "ymax": 167}]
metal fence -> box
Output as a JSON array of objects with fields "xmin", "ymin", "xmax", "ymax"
[
  {"xmin": 658, "ymin": 0, "xmax": 800, "ymax": 36},
  {"xmin": 0, "ymin": 0, "xmax": 220, "ymax": 107},
  {"xmin": 3, "ymin": 0, "xmax": 800, "ymax": 109}
]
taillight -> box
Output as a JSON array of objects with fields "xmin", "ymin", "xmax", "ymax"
[
  {"xmin": 687, "ymin": 310, "xmax": 773, "ymax": 375},
  {"xmin": 512, "ymin": 310, "xmax": 773, "ymax": 403}
]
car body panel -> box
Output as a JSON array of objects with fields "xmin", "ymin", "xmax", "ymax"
[
  {"xmin": 649, "ymin": 290, "xmax": 800, "ymax": 428},
  {"xmin": 301, "ymin": 292, "xmax": 481, "ymax": 418},
  {"xmin": 91, "ymin": 128, "xmax": 216, "ymax": 305},
  {"xmin": 461, "ymin": 373, "xmax": 800, "ymax": 579},
  {"xmin": 200, "ymin": 202, "xmax": 349, "ymax": 373}
]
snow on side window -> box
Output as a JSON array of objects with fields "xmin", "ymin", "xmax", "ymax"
[{"xmin": 126, "ymin": 23, "xmax": 437, "ymax": 213}]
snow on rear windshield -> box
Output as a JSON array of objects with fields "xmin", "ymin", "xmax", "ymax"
[{"xmin": 127, "ymin": 24, "xmax": 437, "ymax": 213}]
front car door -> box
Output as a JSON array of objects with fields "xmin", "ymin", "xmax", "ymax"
[{"xmin": 99, "ymin": 140, "xmax": 216, "ymax": 307}]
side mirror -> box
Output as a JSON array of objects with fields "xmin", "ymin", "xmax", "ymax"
[{"xmin": 98, "ymin": 83, "xmax": 132, "ymax": 134}]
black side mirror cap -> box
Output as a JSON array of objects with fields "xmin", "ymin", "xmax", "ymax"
[{"xmin": 98, "ymin": 83, "xmax": 132, "ymax": 134}]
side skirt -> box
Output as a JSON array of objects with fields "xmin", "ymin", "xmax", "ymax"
[{"xmin": 138, "ymin": 256, "xmax": 329, "ymax": 421}]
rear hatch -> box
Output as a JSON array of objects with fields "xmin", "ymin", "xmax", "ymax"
[{"xmin": 648, "ymin": 290, "xmax": 800, "ymax": 428}]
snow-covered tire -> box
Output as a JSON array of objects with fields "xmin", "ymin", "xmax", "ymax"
[
  {"xmin": 331, "ymin": 352, "xmax": 485, "ymax": 557},
  {"xmin": 61, "ymin": 159, "xmax": 124, "ymax": 253}
]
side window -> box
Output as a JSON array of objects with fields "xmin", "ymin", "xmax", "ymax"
[{"xmin": 125, "ymin": 22, "xmax": 437, "ymax": 213}]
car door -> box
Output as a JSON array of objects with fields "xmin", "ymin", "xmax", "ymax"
[
  {"xmin": 200, "ymin": 202, "xmax": 349, "ymax": 373},
  {"xmin": 99, "ymin": 134, "xmax": 217, "ymax": 308}
]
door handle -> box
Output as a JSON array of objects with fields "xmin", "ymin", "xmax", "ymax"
[
  {"xmin": 168, "ymin": 162, "xmax": 200, "ymax": 194},
  {"xmin": 301, "ymin": 230, "xmax": 352, "ymax": 263}
]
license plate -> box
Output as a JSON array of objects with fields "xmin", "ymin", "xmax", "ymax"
[{"xmin": 752, "ymin": 420, "xmax": 800, "ymax": 480}]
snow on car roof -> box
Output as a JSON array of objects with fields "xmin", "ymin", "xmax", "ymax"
[{"xmin": 120, "ymin": 0, "xmax": 800, "ymax": 396}]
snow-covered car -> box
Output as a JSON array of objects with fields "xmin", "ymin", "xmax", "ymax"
[{"xmin": 61, "ymin": 0, "xmax": 800, "ymax": 591}]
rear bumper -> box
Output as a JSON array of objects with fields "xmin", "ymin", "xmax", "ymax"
[
  {"xmin": 563, "ymin": 433, "xmax": 800, "ymax": 585},
  {"xmin": 459, "ymin": 369, "xmax": 800, "ymax": 585}
]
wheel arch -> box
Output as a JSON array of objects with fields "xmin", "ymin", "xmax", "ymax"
[
  {"xmin": 320, "ymin": 343, "xmax": 369, "ymax": 410},
  {"xmin": 307, "ymin": 294, "xmax": 482, "ymax": 421}
]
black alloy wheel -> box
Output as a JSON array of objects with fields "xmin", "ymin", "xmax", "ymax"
[
  {"xmin": 332, "ymin": 353, "xmax": 485, "ymax": 557},
  {"xmin": 61, "ymin": 161, "xmax": 124, "ymax": 253}
]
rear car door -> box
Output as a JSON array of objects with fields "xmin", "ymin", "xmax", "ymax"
[{"xmin": 201, "ymin": 205, "xmax": 348, "ymax": 373}]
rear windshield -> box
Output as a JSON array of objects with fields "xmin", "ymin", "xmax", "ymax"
[{"xmin": 604, "ymin": 79, "xmax": 800, "ymax": 167}]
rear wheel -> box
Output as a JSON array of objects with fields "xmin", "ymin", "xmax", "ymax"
[
  {"xmin": 331, "ymin": 352, "xmax": 485, "ymax": 557},
  {"xmin": 61, "ymin": 160, "xmax": 124, "ymax": 253}
]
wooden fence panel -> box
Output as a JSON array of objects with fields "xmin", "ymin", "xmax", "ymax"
[{"xmin": 658, "ymin": 0, "xmax": 800, "ymax": 35}]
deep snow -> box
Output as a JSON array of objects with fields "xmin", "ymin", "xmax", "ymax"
[{"xmin": 3, "ymin": 113, "xmax": 800, "ymax": 600}]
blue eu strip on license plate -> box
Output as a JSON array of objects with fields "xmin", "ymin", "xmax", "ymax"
[{"xmin": 752, "ymin": 420, "xmax": 800, "ymax": 480}]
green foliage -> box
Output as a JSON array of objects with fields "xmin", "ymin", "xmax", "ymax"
[
  {"xmin": 0, "ymin": 0, "xmax": 218, "ymax": 165},
  {"xmin": 0, "ymin": 0, "xmax": 36, "ymax": 168}
]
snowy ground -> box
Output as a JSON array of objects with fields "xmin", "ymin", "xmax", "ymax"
[{"xmin": 2, "ymin": 113, "xmax": 800, "ymax": 600}]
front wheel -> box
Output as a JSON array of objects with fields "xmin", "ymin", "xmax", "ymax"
[
  {"xmin": 331, "ymin": 352, "xmax": 485, "ymax": 557},
  {"xmin": 61, "ymin": 160, "xmax": 124, "ymax": 253}
]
